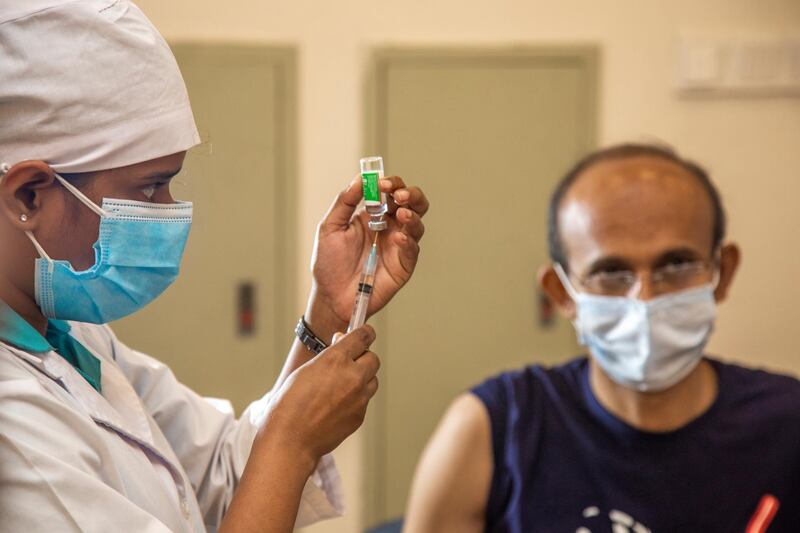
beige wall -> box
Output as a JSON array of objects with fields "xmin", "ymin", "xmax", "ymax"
[{"xmin": 136, "ymin": 0, "xmax": 800, "ymax": 530}]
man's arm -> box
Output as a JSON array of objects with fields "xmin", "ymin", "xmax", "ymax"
[{"xmin": 403, "ymin": 393, "xmax": 494, "ymax": 533}]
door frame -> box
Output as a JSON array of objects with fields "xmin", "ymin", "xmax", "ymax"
[{"xmin": 361, "ymin": 45, "xmax": 599, "ymax": 528}]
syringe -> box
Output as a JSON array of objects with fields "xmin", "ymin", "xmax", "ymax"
[{"xmin": 347, "ymin": 237, "xmax": 379, "ymax": 333}]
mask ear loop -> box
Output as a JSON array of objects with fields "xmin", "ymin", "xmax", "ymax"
[
  {"xmin": 710, "ymin": 270, "xmax": 721, "ymax": 291},
  {"xmin": 707, "ymin": 248, "xmax": 724, "ymax": 291},
  {"xmin": 53, "ymin": 173, "xmax": 107, "ymax": 218},
  {"xmin": 554, "ymin": 263, "xmax": 590, "ymax": 345},
  {"xmin": 25, "ymin": 231, "xmax": 52, "ymax": 260},
  {"xmin": 554, "ymin": 263, "xmax": 581, "ymax": 301},
  {"xmin": 23, "ymin": 227, "xmax": 54, "ymax": 276}
]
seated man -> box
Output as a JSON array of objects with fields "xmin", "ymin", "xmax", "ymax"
[{"xmin": 404, "ymin": 144, "xmax": 800, "ymax": 532}]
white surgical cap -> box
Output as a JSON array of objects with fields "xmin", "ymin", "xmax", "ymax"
[{"xmin": 0, "ymin": 0, "xmax": 200, "ymax": 173}]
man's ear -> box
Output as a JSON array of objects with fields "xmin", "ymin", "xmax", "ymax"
[
  {"xmin": 714, "ymin": 242, "xmax": 741, "ymax": 303},
  {"xmin": 0, "ymin": 160, "xmax": 56, "ymax": 230},
  {"xmin": 538, "ymin": 264, "xmax": 576, "ymax": 320}
]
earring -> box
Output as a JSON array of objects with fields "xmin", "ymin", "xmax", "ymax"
[{"xmin": 20, "ymin": 214, "xmax": 28, "ymax": 222}]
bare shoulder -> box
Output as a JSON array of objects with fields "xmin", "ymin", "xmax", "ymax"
[
  {"xmin": 403, "ymin": 393, "xmax": 493, "ymax": 533},
  {"xmin": 436, "ymin": 392, "xmax": 492, "ymax": 448}
]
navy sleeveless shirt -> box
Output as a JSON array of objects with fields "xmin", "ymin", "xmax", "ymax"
[{"xmin": 471, "ymin": 357, "xmax": 800, "ymax": 532}]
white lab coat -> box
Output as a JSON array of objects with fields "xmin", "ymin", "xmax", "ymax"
[{"xmin": 0, "ymin": 322, "xmax": 343, "ymax": 532}]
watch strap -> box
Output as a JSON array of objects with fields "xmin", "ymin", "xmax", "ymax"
[{"xmin": 295, "ymin": 316, "xmax": 328, "ymax": 355}]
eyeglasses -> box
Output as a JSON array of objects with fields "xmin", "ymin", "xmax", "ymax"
[{"xmin": 574, "ymin": 261, "xmax": 716, "ymax": 297}]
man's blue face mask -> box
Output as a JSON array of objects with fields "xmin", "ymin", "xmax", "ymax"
[
  {"xmin": 24, "ymin": 173, "xmax": 193, "ymax": 324},
  {"xmin": 555, "ymin": 263, "xmax": 717, "ymax": 392}
]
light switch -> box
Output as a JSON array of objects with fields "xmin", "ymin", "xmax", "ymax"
[
  {"xmin": 734, "ymin": 42, "xmax": 784, "ymax": 82},
  {"xmin": 677, "ymin": 33, "xmax": 800, "ymax": 96},
  {"xmin": 683, "ymin": 44, "xmax": 721, "ymax": 86}
]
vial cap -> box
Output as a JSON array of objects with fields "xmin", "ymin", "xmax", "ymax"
[{"xmin": 368, "ymin": 219, "xmax": 388, "ymax": 231}]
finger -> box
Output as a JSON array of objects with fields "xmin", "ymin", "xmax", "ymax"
[
  {"xmin": 365, "ymin": 376, "xmax": 379, "ymax": 398},
  {"xmin": 393, "ymin": 186, "xmax": 429, "ymax": 217},
  {"xmin": 320, "ymin": 177, "xmax": 362, "ymax": 231},
  {"xmin": 334, "ymin": 325, "xmax": 376, "ymax": 360},
  {"xmin": 395, "ymin": 207, "xmax": 425, "ymax": 242},
  {"xmin": 354, "ymin": 351, "xmax": 380, "ymax": 381},
  {"xmin": 378, "ymin": 176, "xmax": 407, "ymax": 193},
  {"xmin": 380, "ymin": 177, "xmax": 405, "ymax": 217},
  {"xmin": 393, "ymin": 232, "xmax": 421, "ymax": 276}
]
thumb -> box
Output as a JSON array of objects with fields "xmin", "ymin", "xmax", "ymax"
[
  {"xmin": 320, "ymin": 177, "xmax": 363, "ymax": 231},
  {"xmin": 331, "ymin": 325, "xmax": 376, "ymax": 360}
]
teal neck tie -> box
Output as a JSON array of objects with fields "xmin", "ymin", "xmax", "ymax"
[{"xmin": 46, "ymin": 320, "xmax": 102, "ymax": 393}]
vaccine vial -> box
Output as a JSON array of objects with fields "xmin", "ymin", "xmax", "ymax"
[{"xmin": 360, "ymin": 156, "xmax": 388, "ymax": 231}]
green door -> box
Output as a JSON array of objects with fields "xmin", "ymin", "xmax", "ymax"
[{"xmin": 364, "ymin": 48, "xmax": 598, "ymax": 526}]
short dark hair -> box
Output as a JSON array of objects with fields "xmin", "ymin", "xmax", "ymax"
[{"xmin": 547, "ymin": 143, "xmax": 726, "ymax": 269}]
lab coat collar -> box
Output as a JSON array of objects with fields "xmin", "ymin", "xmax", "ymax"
[{"xmin": 0, "ymin": 300, "xmax": 52, "ymax": 353}]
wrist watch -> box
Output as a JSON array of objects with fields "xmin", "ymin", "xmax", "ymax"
[{"xmin": 295, "ymin": 316, "xmax": 328, "ymax": 355}]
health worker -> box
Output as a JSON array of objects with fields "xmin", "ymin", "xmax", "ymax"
[{"xmin": 0, "ymin": 2, "xmax": 429, "ymax": 532}]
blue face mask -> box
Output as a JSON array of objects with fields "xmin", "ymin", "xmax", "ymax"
[
  {"xmin": 25, "ymin": 174, "xmax": 193, "ymax": 324},
  {"xmin": 555, "ymin": 264, "xmax": 717, "ymax": 392}
]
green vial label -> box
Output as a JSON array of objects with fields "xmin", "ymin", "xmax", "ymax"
[{"xmin": 362, "ymin": 171, "xmax": 381, "ymax": 203}]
